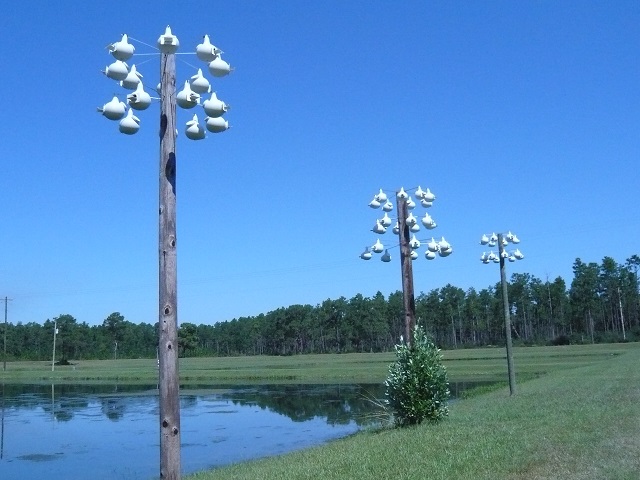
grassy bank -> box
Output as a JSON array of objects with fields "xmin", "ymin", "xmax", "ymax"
[
  {"xmin": 1, "ymin": 343, "xmax": 634, "ymax": 385},
  {"xmin": 187, "ymin": 343, "xmax": 640, "ymax": 479}
]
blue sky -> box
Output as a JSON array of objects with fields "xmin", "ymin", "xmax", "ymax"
[{"xmin": 1, "ymin": 1, "xmax": 638, "ymax": 327}]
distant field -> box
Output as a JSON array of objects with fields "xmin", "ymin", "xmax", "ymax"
[{"xmin": 1, "ymin": 342, "xmax": 635, "ymax": 385}]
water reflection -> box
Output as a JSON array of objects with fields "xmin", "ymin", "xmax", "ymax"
[{"xmin": 0, "ymin": 381, "xmax": 485, "ymax": 480}]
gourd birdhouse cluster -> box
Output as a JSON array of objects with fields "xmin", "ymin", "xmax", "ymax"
[
  {"xmin": 360, "ymin": 186, "xmax": 454, "ymax": 262},
  {"xmin": 479, "ymin": 231, "xmax": 524, "ymax": 264},
  {"xmin": 99, "ymin": 27, "xmax": 231, "ymax": 138}
]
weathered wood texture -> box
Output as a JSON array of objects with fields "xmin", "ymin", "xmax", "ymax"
[
  {"xmin": 159, "ymin": 51, "xmax": 181, "ymax": 480},
  {"xmin": 397, "ymin": 197, "xmax": 416, "ymax": 346},
  {"xmin": 498, "ymin": 233, "xmax": 516, "ymax": 395}
]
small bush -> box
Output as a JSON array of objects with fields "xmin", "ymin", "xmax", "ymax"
[{"xmin": 384, "ymin": 325, "xmax": 450, "ymax": 427}]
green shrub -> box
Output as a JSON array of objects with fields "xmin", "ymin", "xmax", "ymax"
[{"xmin": 384, "ymin": 325, "xmax": 450, "ymax": 427}]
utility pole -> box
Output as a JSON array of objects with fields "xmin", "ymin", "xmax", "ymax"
[
  {"xmin": 2, "ymin": 297, "xmax": 12, "ymax": 372},
  {"xmin": 497, "ymin": 234, "xmax": 516, "ymax": 396},
  {"xmin": 397, "ymin": 197, "xmax": 416, "ymax": 346},
  {"xmin": 51, "ymin": 319, "xmax": 58, "ymax": 372},
  {"xmin": 158, "ymin": 46, "xmax": 181, "ymax": 480}
]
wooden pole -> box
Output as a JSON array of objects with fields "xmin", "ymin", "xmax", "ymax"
[
  {"xmin": 51, "ymin": 320, "xmax": 57, "ymax": 372},
  {"xmin": 498, "ymin": 234, "xmax": 516, "ymax": 395},
  {"xmin": 159, "ymin": 51, "xmax": 181, "ymax": 480},
  {"xmin": 397, "ymin": 197, "xmax": 416, "ymax": 346},
  {"xmin": 2, "ymin": 297, "xmax": 7, "ymax": 372}
]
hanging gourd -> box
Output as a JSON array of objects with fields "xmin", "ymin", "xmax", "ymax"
[
  {"xmin": 185, "ymin": 114, "xmax": 205, "ymax": 140},
  {"xmin": 480, "ymin": 234, "xmax": 489, "ymax": 245},
  {"xmin": 369, "ymin": 197, "xmax": 381, "ymax": 209},
  {"xmin": 372, "ymin": 239, "xmax": 384, "ymax": 253},
  {"xmin": 196, "ymin": 34, "xmax": 222, "ymax": 62},
  {"xmin": 508, "ymin": 255, "xmax": 516, "ymax": 262},
  {"xmin": 372, "ymin": 219, "xmax": 387, "ymax": 234},
  {"xmin": 104, "ymin": 60, "xmax": 129, "ymax": 81},
  {"xmin": 382, "ymin": 200, "xmax": 394, "ymax": 212},
  {"xmin": 427, "ymin": 238, "xmax": 438, "ymax": 252},
  {"xmin": 425, "ymin": 251, "xmax": 436, "ymax": 260},
  {"xmin": 205, "ymin": 116, "xmax": 229, "ymax": 133},
  {"xmin": 203, "ymin": 92, "xmax": 228, "ymax": 117},
  {"xmin": 177, "ymin": 81, "xmax": 200, "ymax": 109},
  {"xmin": 480, "ymin": 252, "xmax": 487, "ymax": 262},
  {"xmin": 127, "ymin": 83, "xmax": 151, "ymax": 111},
  {"xmin": 380, "ymin": 212, "xmax": 392, "ymax": 227},
  {"xmin": 392, "ymin": 222, "xmax": 400, "ymax": 235},
  {"xmin": 118, "ymin": 109, "xmax": 140, "ymax": 134},
  {"xmin": 511, "ymin": 234, "xmax": 520, "ymax": 244},
  {"xmin": 410, "ymin": 223, "xmax": 421, "ymax": 232},
  {"xmin": 375, "ymin": 189, "xmax": 388, "ymax": 203},
  {"xmin": 381, "ymin": 250, "xmax": 392, "ymax": 262},
  {"xmin": 420, "ymin": 199, "xmax": 433, "ymax": 208},
  {"xmin": 415, "ymin": 186, "xmax": 425, "ymax": 199},
  {"xmin": 120, "ymin": 64, "xmax": 143, "ymax": 90},
  {"xmin": 360, "ymin": 247, "xmax": 372, "ymax": 260},
  {"xmin": 410, "ymin": 250, "xmax": 418, "ymax": 260},
  {"xmin": 108, "ymin": 34, "xmax": 135, "ymax": 61},
  {"xmin": 189, "ymin": 68, "xmax": 211, "ymax": 94},
  {"xmin": 409, "ymin": 234, "xmax": 421, "ymax": 249},
  {"xmin": 405, "ymin": 212, "xmax": 417, "ymax": 227},
  {"xmin": 513, "ymin": 249, "xmax": 524, "ymax": 260},
  {"xmin": 490, "ymin": 233, "xmax": 498, "ymax": 243},
  {"xmin": 98, "ymin": 96, "xmax": 127, "ymax": 120},
  {"xmin": 438, "ymin": 237, "xmax": 452, "ymax": 254},
  {"xmin": 157, "ymin": 25, "xmax": 179, "ymax": 54},
  {"xmin": 208, "ymin": 55, "xmax": 231, "ymax": 77},
  {"xmin": 406, "ymin": 196, "xmax": 416, "ymax": 209},
  {"xmin": 422, "ymin": 188, "xmax": 435, "ymax": 202},
  {"xmin": 396, "ymin": 187, "xmax": 408, "ymax": 199}
]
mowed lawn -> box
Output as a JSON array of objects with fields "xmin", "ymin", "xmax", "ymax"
[
  {"xmin": 1, "ymin": 342, "xmax": 635, "ymax": 385},
  {"xmin": 186, "ymin": 342, "xmax": 640, "ymax": 480}
]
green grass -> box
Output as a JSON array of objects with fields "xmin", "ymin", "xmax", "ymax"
[
  {"xmin": 186, "ymin": 342, "xmax": 640, "ymax": 480},
  {"xmin": 1, "ymin": 342, "xmax": 635, "ymax": 385}
]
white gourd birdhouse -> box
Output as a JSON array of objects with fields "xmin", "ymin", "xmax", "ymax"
[
  {"xmin": 438, "ymin": 237, "xmax": 451, "ymax": 252},
  {"xmin": 208, "ymin": 55, "xmax": 231, "ymax": 77},
  {"xmin": 490, "ymin": 233, "xmax": 498, "ymax": 243},
  {"xmin": 381, "ymin": 250, "xmax": 392, "ymax": 262},
  {"xmin": 396, "ymin": 187, "xmax": 408, "ymax": 200},
  {"xmin": 380, "ymin": 212, "xmax": 392, "ymax": 227},
  {"xmin": 415, "ymin": 186, "xmax": 425, "ymax": 199},
  {"xmin": 425, "ymin": 251, "xmax": 436, "ymax": 260},
  {"xmin": 127, "ymin": 83, "xmax": 151, "ymax": 110},
  {"xmin": 505, "ymin": 231, "xmax": 515, "ymax": 243},
  {"xmin": 177, "ymin": 81, "xmax": 200, "ymax": 109},
  {"xmin": 375, "ymin": 189, "xmax": 388, "ymax": 203},
  {"xmin": 108, "ymin": 34, "xmax": 135, "ymax": 61},
  {"xmin": 372, "ymin": 220, "xmax": 387, "ymax": 234},
  {"xmin": 368, "ymin": 197, "xmax": 381, "ymax": 209},
  {"xmin": 480, "ymin": 234, "xmax": 489, "ymax": 245},
  {"xmin": 420, "ymin": 199, "xmax": 433, "ymax": 208},
  {"xmin": 410, "ymin": 250, "xmax": 418, "ymax": 260},
  {"xmin": 438, "ymin": 248, "xmax": 452, "ymax": 257},
  {"xmin": 203, "ymin": 92, "xmax": 228, "ymax": 117},
  {"xmin": 392, "ymin": 222, "xmax": 400, "ymax": 235},
  {"xmin": 514, "ymin": 249, "xmax": 524, "ymax": 260},
  {"xmin": 511, "ymin": 234, "xmax": 520, "ymax": 244},
  {"xmin": 118, "ymin": 109, "xmax": 140, "ymax": 135},
  {"xmin": 196, "ymin": 34, "xmax": 222, "ymax": 62},
  {"xmin": 508, "ymin": 255, "xmax": 516, "ymax": 262},
  {"xmin": 372, "ymin": 239, "xmax": 384, "ymax": 253},
  {"xmin": 501, "ymin": 249, "xmax": 509, "ymax": 258},
  {"xmin": 104, "ymin": 60, "xmax": 129, "ymax": 81},
  {"xmin": 120, "ymin": 64, "xmax": 143, "ymax": 90},
  {"xmin": 185, "ymin": 114, "xmax": 205, "ymax": 140},
  {"xmin": 409, "ymin": 234, "xmax": 420, "ymax": 249},
  {"xmin": 423, "ymin": 188, "xmax": 435, "ymax": 202},
  {"xmin": 421, "ymin": 213, "xmax": 433, "ymax": 228},
  {"xmin": 189, "ymin": 68, "xmax": 211, "ymax": 94},
  {"xmin": 205, "ymin": 116, "xmax": 229, "ymax": 133},
  {"xmin": 98, "ymin": 96, "xmax": 127, "ymax": 120},
  {"xmin": 360, "ymin": 247, "xmax": 372, "ymax": 260},
  {"xmin": 382, "ymin": 200, "xmax": 394, "ymax": 212},
  {"xmin": 427, "ymin": 238, "xmax": 438, "ymax": 252},
  {"xmin": 410, "ymin": 223, "xmax": 420, "ymax": 232},
  {"xmin": 488, "ymin": 240, "xmax": 496, "ymax": 247},
  {"xmin": 406, "ymin": 213, "xmax": 417, "ymax": 227},
  {"xmin": 157, "ymin": 26, "xmax": 179, "ymax": 54},
  {"xmin": 480, "ymin": 252, "xmax": 487, "ymax": 262}
]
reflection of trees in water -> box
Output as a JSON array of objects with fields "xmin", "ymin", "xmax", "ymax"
[{"xmin": 224, "ymin": 384, "xmax": 387, "ymax": 426}]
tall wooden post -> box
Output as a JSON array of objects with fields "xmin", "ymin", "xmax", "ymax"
[
  {"xmin": 397, "ymin": 197, "xmax": 416, "ymax": 346},
  {"xmin": 2, "ymin": 297, "xmax": 7, "ymax": 372},
  {"xmin": 159, "ymin": 51, "xmax": 181, "ymax": 480},
  {"xmin": 498, "ymin": 233, "xmax": 516, "ymax": 395}
]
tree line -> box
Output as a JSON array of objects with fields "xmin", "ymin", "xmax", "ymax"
[{"xmin": 2, "ymin": 255, "xmax": 638, "ymax": 361}]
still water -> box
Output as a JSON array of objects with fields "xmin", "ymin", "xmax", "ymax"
[{"xmin": 0, "ymin": 382, "xmax": 474, "ymax": 480}]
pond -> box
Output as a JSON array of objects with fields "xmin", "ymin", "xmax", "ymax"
[{"xmin": 0, "ymin": 382, "xmax": 479, "ymax": 480}]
